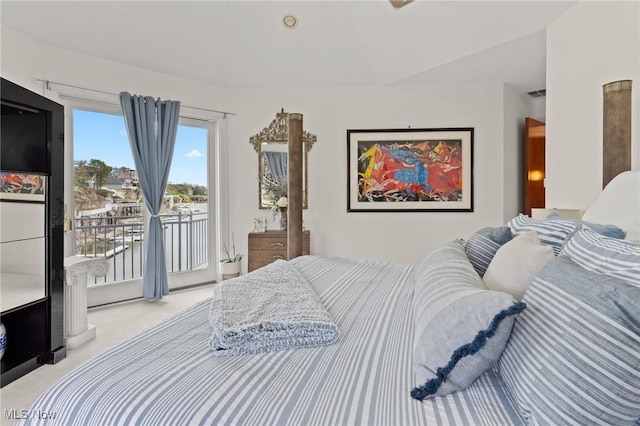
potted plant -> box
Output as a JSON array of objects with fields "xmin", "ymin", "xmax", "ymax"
[{"xmin": 220, "ymin": 233, "xmax": 242, "ymax": 278}]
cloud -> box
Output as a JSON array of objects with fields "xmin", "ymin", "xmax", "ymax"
[{"xmin": 184, "ymin": 149, "xmax": 203, "ymax": 159}]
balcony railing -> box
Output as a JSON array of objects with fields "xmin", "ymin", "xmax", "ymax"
[{"xmin": 75, "ymin": 210, "xmax": 209, "ymax": 285}]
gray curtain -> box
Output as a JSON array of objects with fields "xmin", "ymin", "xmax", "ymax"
[
  {"xmin": 265, "ymin": 151, "xmax": 287, "ymax": 186},
  {"xmin": 119, "ymin": 92, "xmax": 180, "ymax": 300}
]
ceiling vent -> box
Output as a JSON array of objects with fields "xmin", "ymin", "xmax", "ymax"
[{"xmin": 527, "ymin": 89, "xmax": 546, "ymax": 98}]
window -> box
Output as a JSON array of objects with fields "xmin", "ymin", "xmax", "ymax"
[{"xmin": 71, "ymin": 106, "xmax": 217, "ymax": 306}]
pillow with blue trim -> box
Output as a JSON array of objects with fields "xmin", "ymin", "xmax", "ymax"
[
  {"xmin": 411, "ymin": 240, "xmax": 526, "ymax": 400},
  {"xmin": 560, "ymin": 226, "xmax": 640, "ymax": 287},
  {"xmin": 464, "ymin": 226, "xmax": 513, "ymax": 277},
  {"xmin": 507, "ymin": 214, "xmax": 576, "ymax": 255},
  {"xmin": 546, "ymin": 211, "xmax": 627, "ymax": 239}
]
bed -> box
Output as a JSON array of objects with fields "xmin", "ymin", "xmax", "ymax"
[
  {"xmin": 17, "ymin": 172, "xmax": 640, "ymax": 426},
  {"xmin": 17, "ymin": 255, "xmax": 524, "ymax": 426}
]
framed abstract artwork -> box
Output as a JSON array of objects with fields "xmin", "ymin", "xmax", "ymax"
[
  {"xmin": 0, "ymin": 172, "xmax": 46, "ymax": 202},
  {"xmin": 347, "ymin": 128, "xmax": 473, "ymax": 212}
]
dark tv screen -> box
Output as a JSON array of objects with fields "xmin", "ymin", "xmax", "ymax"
[{"xmin": 1, "ymin": 101, "xmax": 48, "ymax": 173}]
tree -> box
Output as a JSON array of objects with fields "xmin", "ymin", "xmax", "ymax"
[
  {"xmin": 74, "ymin": 160, "xmax": 91, "ymax": 187},
  {"xmin": 166, "ymin": 183, "xmax": 207, "ymax": 204},
  {"xmin": 88, "ymin": 159, "xmax": 112, "ymax": 189},
  {"xmin": 193, "ymin": 185, "xmax": 208, "ymax": 196}
]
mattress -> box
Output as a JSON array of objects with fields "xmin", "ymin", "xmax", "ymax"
[{"xmin": 19, "ymin": 256, "xmax": 523, "ymax": 426}]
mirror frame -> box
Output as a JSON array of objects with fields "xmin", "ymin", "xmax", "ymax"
[{"xmin": 250, "ymin": 109, "xmax": 316, "ymax": 209}]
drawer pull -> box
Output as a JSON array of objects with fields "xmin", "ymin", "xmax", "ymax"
[
  {"xmin": 272, "ymin": 254, "xmax": 285, "ymax": 260},
  {"xmin": 271, "ymin": 242, "xmax": 285, "ymax": 247}
]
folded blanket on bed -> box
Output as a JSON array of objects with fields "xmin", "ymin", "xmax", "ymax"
[{"xmin": 208, "ymin": 259, "xmax": 339, "ymax": 356}]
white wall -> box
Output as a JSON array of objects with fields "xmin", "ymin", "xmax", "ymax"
[
  {"xmin": 2, "ymin": 26, "xmax": 525, "ymax": 267},
  {"xmin": 546, "ymin": 1, "xmax": 640, "ymax": 210},
  {"xmin": 531, "ymin": 97, "xmax": 546, "ymax": 122},
  {"xmin": 1, "ymin": 27, "xmax": 234, "ymax": 258},
  {"xmin": 502, "ymin": 84, "xmax": 536, "ymax": 221},
  {"xmin": 227, "ymin": 84, "xmax": 526, "ymax": 264}
]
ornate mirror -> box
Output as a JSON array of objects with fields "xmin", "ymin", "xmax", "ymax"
[{"xmin": 250, "ymin": 109, "xmax": 316, "ymax": 209}]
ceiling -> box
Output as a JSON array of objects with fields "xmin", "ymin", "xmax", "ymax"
[{"xmin": 0, "ymin": 1, "xmax": 576, "ymax": 93}]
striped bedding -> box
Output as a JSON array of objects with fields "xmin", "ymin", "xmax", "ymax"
[{"xmin": 19, "ymin": 256, "xmax": 523, "ymax": 426}]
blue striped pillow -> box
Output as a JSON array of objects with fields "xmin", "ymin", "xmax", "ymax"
[
  {"xmin": 560, "ymin": 226, "xmax": 640, "ymax": 287},
  {"xmin": 507, "ymin": 214, "xmax": 576, "ymax": 255},
  {"xmin": 464, "ymin": 226, "xmax": 513, "ymax": 277},
  {"xmin": 497, "ymin": 256, "xmax": 640, "ymax": 425},
  {"xmin": 547, "ymin": 211, "xmax": 627, "ymax": 239},
  {"xmin": 412, "ymin": 240, "xmax": 526, "ymax": 399}
]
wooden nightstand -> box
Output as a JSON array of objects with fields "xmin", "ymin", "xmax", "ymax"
[{"xmin": 248, "ymin": 230, "xmax": 310, "ymax": 272}]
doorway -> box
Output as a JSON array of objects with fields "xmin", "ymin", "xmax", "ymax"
[{"xmin": 524, "ymin": 117, "xmax": 545, "ymax": 216}]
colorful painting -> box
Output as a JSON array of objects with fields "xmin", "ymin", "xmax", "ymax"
[
  {"xmin": 0, "ymin": 173, "xmax": 46, "ymax": 202},
  {"xmin": 347, "ymin": 128, "xmax": 473, "ymax": 212}
]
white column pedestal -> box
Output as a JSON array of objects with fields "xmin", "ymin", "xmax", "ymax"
[{"xmin": 64, "ymin": 257, "xmax": 107, "ymax": 349}]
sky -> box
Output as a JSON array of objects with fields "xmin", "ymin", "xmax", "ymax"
[{"xmin": 73, "ymin": 109, "xmax": 208, "ymax": 186}]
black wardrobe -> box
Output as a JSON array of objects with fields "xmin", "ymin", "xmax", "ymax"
[{"xmin": 1, "ymin": 78, "xmax": 66, "ymax": 386}]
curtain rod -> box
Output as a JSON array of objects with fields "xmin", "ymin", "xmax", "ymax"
[
  {"xmin": 36, "ymin": 78, "xmax": 237, "ymax": 119},
  {"xmin": 57, "ymin": 94, "xmax": 217, "ymax": 124}
]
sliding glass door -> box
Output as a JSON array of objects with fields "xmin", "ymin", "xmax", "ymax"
[{"xmin": 71, "ymin": 105, "xmax": 217, "ymax": 306}]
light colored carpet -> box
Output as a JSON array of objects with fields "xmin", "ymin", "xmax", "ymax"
[{"xmin": 0, "ymin": 284, "xmax": 214, "ymax": 426}]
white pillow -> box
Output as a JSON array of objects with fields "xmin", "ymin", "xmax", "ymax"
[
  {"xmin": 581, "ymin": 171, "xmax": 640, "ymax": 242},
  {"xmin": 483, "ymin": 231, "xmax": 554, "ymax": 299}
]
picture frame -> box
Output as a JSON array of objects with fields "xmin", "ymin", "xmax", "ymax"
[
  {"xmin": 0, "ymin": 173, "xmax": 46, "ymax": 202},
  {"xmin": 347, "ymin": 128, "xmax": 473, "ymax": 212}
]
